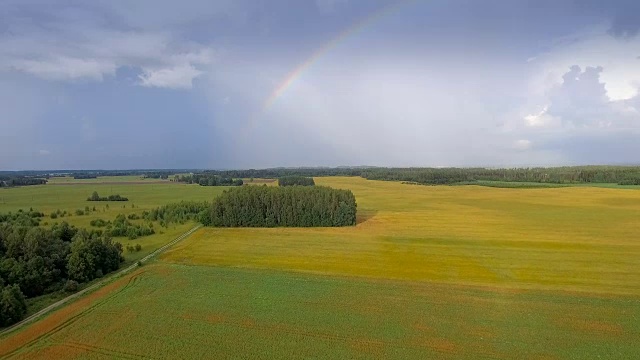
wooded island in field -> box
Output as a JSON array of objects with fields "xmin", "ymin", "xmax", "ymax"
[{"xmin": 208, "ymin": 185, "xmax": 356, "ymax": 227}]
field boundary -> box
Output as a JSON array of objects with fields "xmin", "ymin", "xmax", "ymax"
[{"xmin": 0, "ymin": 224, "xmax": 202, "ymax": 337}]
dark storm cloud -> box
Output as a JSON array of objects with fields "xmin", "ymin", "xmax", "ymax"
[{"xmin": 1, "ymin": 0, "xmax": 639, "ymax": 169}]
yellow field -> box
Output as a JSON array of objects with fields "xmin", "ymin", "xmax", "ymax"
[
  {"xmin": 163, "ymin": 177, "xmax": 640, "ymax": 295},
  {"xmin": 3, "ymin": 177, "xmax": 640, "ymax": 359}
]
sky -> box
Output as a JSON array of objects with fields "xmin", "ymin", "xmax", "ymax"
[{"xmin": 1, "ymin": 0, "xmax": 640, "ymax": 170}]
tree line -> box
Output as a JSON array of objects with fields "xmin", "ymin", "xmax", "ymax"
[
  {"xmin": 0, "ymin": 210, "xmax": 123, "ymax": 326},
  {"xmin": 143, "ymin": 201, "xmax": 211, "ymax": 226},
  {"xmin": 207, "ymin": 185, "xmax": 357, "ymax": 227},
  {"xmin": 278, "ymin": 176, "xmax": 315, "ymax": 186},
  {"xmin": 0, "ymin": 176, "xmax": 47, "ymax": 187},
  {"xmin": 174, "ymin": 174, "xmax": 243, "ymax": 186},
  {"xmin": 192, "ymin": 166, "xmax": 640, "ymax": 185},
  {"xmin": 87, "ymin": 192, "xmax": 128, "ymax": 202},
  {"xmin": 72, "ymin": 174, "xmax": 97, "ymax": 179}
]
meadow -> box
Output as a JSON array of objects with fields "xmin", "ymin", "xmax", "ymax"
[
  {"xmin": 1, "ymin": 177, "xmax": 639, "ymax": 358},
  {"xmin": 0, "ymin": 177, "xmax": 228, "ymax": 314}
]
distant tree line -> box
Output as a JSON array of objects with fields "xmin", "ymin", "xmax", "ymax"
[
  {"xmin": 0, "ymin": 210, "xmax": 123, "ymax": 326},
  {"xmin": 87, "ymin": 191, "xmax": 128, "ymax": 202},
  {"xmin": 6, "ymin": 166, "xmax": 640, "ymax": 187},
  {"xmin": 0, "ymin": 176, "xmax": 47, "ymax": 187},
  {"xmin": 174, "ymin": 174, "xmax": 243, "ymax": 186},
  {"xmin": 193, "ymin": 166, "xmax": 640, "ymax": 185},
  {"xmin": 72, "ymin": 174, "xmax": 97, "ymax": 179},
  {"xmin": 142, "ymin": 172, "xmax": 172, "ymax": 179},
  {"xmin": 208, "ymin": 186, "xmax": 356, "ymax": 227},
  {"xmin": 278, "ymin": 176, "xmax": 315, "ymax": 186}
]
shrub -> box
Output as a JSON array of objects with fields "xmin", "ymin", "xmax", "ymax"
[
  {"xmin": 90, "ymin": 219, "xmax": 109, "ymax": 227},
  {"xmin": 63, "ymin": 280, "xmax": 79, "ymax": 293},
  {"xmin": 87, "ymin": 192, "xmax": 129, "ymax": 202}
]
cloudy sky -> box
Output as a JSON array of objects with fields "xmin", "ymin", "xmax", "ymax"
[{"xmin": 1, "ymin": 0, "xmax": 640, "ymax": 170}]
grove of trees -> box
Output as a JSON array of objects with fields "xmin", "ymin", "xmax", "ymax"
[
  {"xmin": 143, "ymin": 201, "xmax": 211, "ymax": 227},
  {"xmin": 0, "ymin": 210, "xmax": 123, "ymax": 326},
  {"xmin": 0, "ymin": 176, "xmax": 47, "ymax": 187},
  {"xmin": 278, "ymin": 176, "xmax": 315, "ymax": 186},
  {"xmin": 174, "ymin": 174, "xmax": 243, "ymax": 186},
  {"xmin": 87, "ymin": 192, "xmax": 128, "ymax": 202},
  {"xmin": 208, "ymin": 185, "xmax": 356, "ymax": 227}
]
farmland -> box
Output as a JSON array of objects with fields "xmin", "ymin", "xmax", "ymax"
[
  {"xmin": 0, "ymin": 178, "xmax": 228, "ymax": 315},
  {"xmin": 1, "ymin": 176, "xmax": 640, "ymax": 358}
]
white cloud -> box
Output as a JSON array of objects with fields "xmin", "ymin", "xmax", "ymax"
[
  {"xmin": 531, "ymin": 26, "xmax": 640, "ymax": 101},
  {"xmin": 10, "ymin": 57, "xmax": 116, "ymax": 81},
  {"xmin": 38, "ymin": 149, "xmax": 50, "ymax": 156},
  {"xmin": 524, "ymin": 106, "xmax": 560, "ymax": 128},
  {"xmin": 139, "ymin": 65, "xmax": 203, "ymax": 89},
  {"xmin": 524, "ymin": 65, "xmax": 640, "ymax": 132},
  {"xmin": 513, "ymin": 139, "xmax": 532, "ymax": 151},
  {"xmin": 0, "ymin": 7, "xmax": 214, "ymax": 89}
]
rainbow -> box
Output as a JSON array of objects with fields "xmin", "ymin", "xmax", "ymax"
[{"xmin": 261, "ymin": 0, "xmax": 411, "ymax": 112}]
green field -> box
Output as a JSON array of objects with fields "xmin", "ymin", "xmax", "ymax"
[
  {"xmin": 1, "ymin": 177, "xmax": 639, "ymax": 358},
  {"xmin": 0, "ymin": 176, "xmax": 230, "ymax": 262},
  {"xmin": 0, "ymin": 178, "xmax": 228, "ymax": 314}
]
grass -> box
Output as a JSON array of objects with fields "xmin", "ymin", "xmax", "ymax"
[
  {"xmin": 0, "ymin": 179, "xmax": 227, "ymax": 262},
  {"xmin": 1, "ymin": 176, "xmax": 639, "ymax": 358},
  {"xmin": 163, "ymin": 177, "xmax": 640, "ymax": 295},
  {"xmin": 0, "ymin": 180, "xmax": 227, "ymax": 315},
  {"xmin": 2, "ymin": 264, "xmax": 638, "ymax": 359}
]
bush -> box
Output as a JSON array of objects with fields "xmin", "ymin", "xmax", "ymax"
[
  {"xmin": 90, "ymin": 218, "xmax": 110, "ymax": 227},
  {"xmin": 50, "ymin": 212, "xmax": 58, "ymax": 219},
  {"xmin": 75, "ymin": 209, "xmax": 85, "ymax": 216},
  {"xmin": 63, "ymin": 280, "xmax": 79, "ymax": 293}
]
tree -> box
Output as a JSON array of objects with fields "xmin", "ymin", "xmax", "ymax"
[
  {"xmin": 0, "ymin": 284, "xmax": 27, "ymax": 326},
  {"xmin": 67, "ymin": 231, "xmax": 123, "ymax": 283}
]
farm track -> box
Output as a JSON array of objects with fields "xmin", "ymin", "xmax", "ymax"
[{"xmin": 0, "ymin": 225, "xmax": 202, "ymax": 338}]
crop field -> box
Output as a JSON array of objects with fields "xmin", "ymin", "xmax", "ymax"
[
  {"xmin": 1, "ymin": 177, "xmax": 639, "ymax": 358},
  {"xmin": 0, "ymin": 179, "xmax": 228, "ymax": 263},
  {"xmin": 0, "ymin": 179, "xmax": 228, "ymax": 314},
  {"xmin": 0, "ymin": 178, "xmax": 227, "ymax": 244}
]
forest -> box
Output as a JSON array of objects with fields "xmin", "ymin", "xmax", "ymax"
[
  {"xmin": 0, "ymin": 210, "xmax": 123, "ymax": 326},
  {"xmin": 174, "ymin": 174, "xmax": 243, "ymax": 186},
  {"xmin": 0, "ymin": 176, "xmax": 47, "ymax": 187},
  {"xmin": 72, "ymin": 174, "xmax": 97, "ymax": 179},
  {"xmin": 278, "ymin": 176, "xmax": 315, "ymax": 186},
  {"xmin": 197, "ymin": 166, "xmax": 640, "ymax": 185},
  {"xmin": 208, "ymin": 186, "xmax": 356, "ymax": 227}
]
